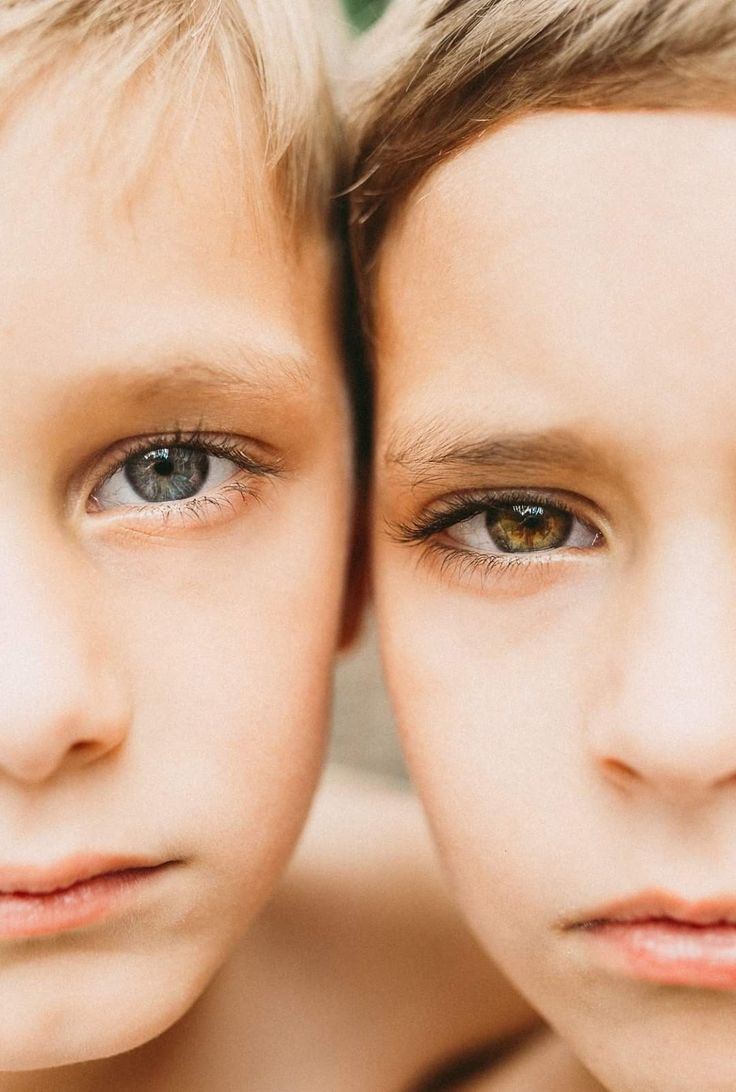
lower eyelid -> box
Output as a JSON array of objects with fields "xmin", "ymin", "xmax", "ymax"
[
  {"xmin": 417, "ymin": 538, "xmax": 603, "ymax": 601},
  {"xmin": 87, "ymin": 476, "xmax": 261, "ymax": 537},
  {"xmin": 389, "ymin": 487, "xmax": 609, "ymax": 562}
]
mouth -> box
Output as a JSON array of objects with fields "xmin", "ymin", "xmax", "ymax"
[
  {"xmin": 567, "ymin": 890, "xmax": 736, "ymax": 990},
  {"xmin": 0, "ymin": 856, "xmax": 175, "ymax": 940}
]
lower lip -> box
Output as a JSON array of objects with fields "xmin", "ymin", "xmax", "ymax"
[
  {"xmin": 0, "ymin": 867, "xmax": 168, "ymax": 940},
  {"xmin": 584, "ymin": 920, "xmax": 736, "ymax": 989}
]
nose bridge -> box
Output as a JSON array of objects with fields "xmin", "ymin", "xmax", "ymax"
[
  {"xmin": 589, "ymin": 539, "xmax": 736, "ymax": 798},
  {"xmin": 0, "ymin": 524, "xmax": 130, "ymax": 784}
]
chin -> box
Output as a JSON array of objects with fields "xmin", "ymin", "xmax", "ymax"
[
  {"xmin": 0, "ymin": 1010, "xmax": 172, "ymax": 1072},
  {"xmin": 569, "ymin": 1019, "xmax": 736, "ymax": 1092},
  {"xmin": 582, "ymin": 1058, "xmax": 736, "ymax": 1092},
  {"xmin": 0, "ymin": 990, "xmax": 195, "ymax": 1073},
  {"xmin": 0, "ymin": 946, "xmax": 214, "ymax": 1072}
]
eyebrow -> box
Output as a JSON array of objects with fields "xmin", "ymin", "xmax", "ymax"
[
  {"xmin": 384, "ymin": 422, "xmax": 603, "ymax": 483},
  {"xmin": 75, "ymin": 340, "xmax": 314, "ymax": 407}
]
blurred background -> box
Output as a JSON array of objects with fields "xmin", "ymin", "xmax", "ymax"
[
  {"xmin": 327, "ymin": 0, "xmax": 406, "ymax": 783},
  {"xmin": 330, "ymin": 616, "xmax": 406, "ymax": 781},
  {"xmin": 343, "ymin": 0, "xmax": 389, "ymax": 32}
]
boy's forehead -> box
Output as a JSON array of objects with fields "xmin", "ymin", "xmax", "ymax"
[
  {"xmin": 0, "ymin": 74, "xmax": 339, "ymax": 411},
  {"xmin": 1, "ymin": 70, "xmax": 282, "ymax": 254},
  {"xmin": 377, "ymin": 109, "xmax": 736, "ymax": 358},
  {"xmin": 375, "ymin": 109, "xmax": 736, "ymax": 463},
  {"xmin": 381, "ymin": 109, "xmax": 736, "ymax": 284}
]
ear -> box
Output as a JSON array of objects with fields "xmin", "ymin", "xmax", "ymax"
[{"xmin": 339, "ymin": 495, "xmax": 370, "ymax": 651}]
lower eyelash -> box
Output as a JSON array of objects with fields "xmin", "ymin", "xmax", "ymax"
[
  {"xmin": 419, "ymin": 538, "xmax": 548, "ymax": 581},
  {"xmin": 120, "ymin": 481, "xmax": 255, "ymax": 527},
  {"xmin": 393, "ymin": 489, "xmax": 605, "ymax": 592}
]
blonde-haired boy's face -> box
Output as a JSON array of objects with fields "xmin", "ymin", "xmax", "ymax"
[
  {"xmin": 0, "ymin": 84, "xmax": 350, "ymax": 1070},
  {"xmin": 373, "ymin": 110, "xmax": 736, "ymax": 1092}
]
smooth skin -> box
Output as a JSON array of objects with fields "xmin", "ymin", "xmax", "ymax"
[
  {"xmin": 0, "ymin": 70, "xmax": 533, "ymax": 1092},
  {"xmin": 373, "ymin": 110, "xmax": 736, "ymax": 1092},
  {"xmin": 0, "ymin": 72, "xmax": 351, "ymax": 1076}
]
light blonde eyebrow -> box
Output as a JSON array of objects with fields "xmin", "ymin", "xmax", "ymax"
[
  {"xmin": 384, "ymin": 422, "xmax": 603, "ymax": 484},
  {"xmin": 89, "ymin": 342, "xmax": 314, "ymax": 406}
]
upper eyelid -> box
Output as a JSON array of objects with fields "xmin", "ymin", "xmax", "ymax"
[
  {"xmin": 92, "ymin": 430, "xmax": 280, "ymax": 490},
  {"xmin": 390, "ymin": 487, "xmax": 605, "ymax": 543}
]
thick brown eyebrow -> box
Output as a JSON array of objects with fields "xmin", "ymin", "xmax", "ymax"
[{"xmin": 383, "ymin": 421, "xmax": 603, "ymax": 484}]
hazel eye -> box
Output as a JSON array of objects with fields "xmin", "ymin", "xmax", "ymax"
[
  {"xmin": 445, "ymin": 501, "xmax": 599, "ymax": 555},
  {"xmin": 94, "ymin": 445, "xmax": 240, "ymax": 509}
]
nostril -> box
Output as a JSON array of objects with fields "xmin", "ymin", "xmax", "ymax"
[
  {"xmin": 68, "ymin": 738, "xmax": 115, "ymax": 765},
  {"xmin": 714, "ymin": 769, "xmax": 736, "ymax": 790},
  {"xmin": 70, "ymin": 740, "xmax": 94, "ymax": 755},
  {"xmin": 599, "ymin": 756, "xmax": 642, "ymax": 789}
]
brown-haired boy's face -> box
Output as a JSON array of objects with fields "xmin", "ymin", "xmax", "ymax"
[
  {"xmin": 0, "ymin": 81, "xmax": 351, "ymax": 1070},
  {"xmin": 372, "ymin": 110, "xmax": 736, "ymax": 1092}
]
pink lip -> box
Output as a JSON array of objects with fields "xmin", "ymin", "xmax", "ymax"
[
  {"xmin": 0, "ymin": 856, "xmax": 173, "ymax": 939},
  {"xmin": 569, "ymin": 890, "xmax": 736, "ymax": 990}
]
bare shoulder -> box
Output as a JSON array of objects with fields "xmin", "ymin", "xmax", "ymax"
[
  {"xmin": 462, "ymin": 1031, "xmax": 603, "ymax": 1092},
  {"xmin": 233, "ymin": 766, "xmax": 537, "ymax": 1091}
]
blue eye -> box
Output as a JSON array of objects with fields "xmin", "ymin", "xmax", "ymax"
[
  {"xmin": 124, "ymin": 447, "xmax": 210, "ymax": 503},
  {"xmin": 95, "ymin": 444, "xmax": 240, "ymax": 510}
]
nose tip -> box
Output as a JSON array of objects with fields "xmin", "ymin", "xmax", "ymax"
[
  {"xmin": 587, "ymin": 544, "xmax": 736, "ymax": 806},
  {"xmin": 0, "ymin": 662, "xmax": 131, "ymax": 786},
  {"xmin": 589, "ymin": 656, "xmax": 736, "ymax": 805},
  {"xmin": 0, "ymin": 536, "xmax": 132, "ymax": 787},
  {"xmin": 3, "ymin": 734, "xmax": 110, "ymax": 787}
]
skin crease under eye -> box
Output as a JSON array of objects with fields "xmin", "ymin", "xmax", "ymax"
[{"xmin": 372, "ymin": 109, "xmax": 736, "ymax": 1092}]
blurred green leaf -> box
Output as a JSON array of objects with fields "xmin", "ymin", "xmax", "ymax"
[{"xmin": 343, "ymin": 0, "xmax": 388, "ymax": 32}]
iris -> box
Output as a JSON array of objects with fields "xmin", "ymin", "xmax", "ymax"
[
  {"xmin": 485, "ymin": 504, "xmax": 572, "ymax": 553},
  {"xmin": 124, "ymin": 447, "xmax": 210, "ymax": 503}
]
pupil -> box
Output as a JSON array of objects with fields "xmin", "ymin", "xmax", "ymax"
[
  {"xmin": 153, "ymin": 457, "xmax": 174, "ymax": 478},
  {"xmin": 486, "ymin": 503, "xmax": 572, "ymax": 553},
  {"xmin": 125, "ymin": 446, "xmax": 210, "ymax": 503}
]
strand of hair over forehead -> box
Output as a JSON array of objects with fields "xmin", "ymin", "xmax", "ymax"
[
  {"xmin": 350, "ymin": 0, "xmax": 736, "ymax": 269},
  {"xmin": 0, "ymin": 0, "xmax": 343, "ymax": 221}
]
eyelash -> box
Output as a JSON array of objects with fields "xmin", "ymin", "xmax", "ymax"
[
  {"xmin": 88, "ymin": 427, "xmax": 280, "ymax": 524},
  {"xmin": 391, "ymin": 488, "xmax": 603, "ymax": 577}
]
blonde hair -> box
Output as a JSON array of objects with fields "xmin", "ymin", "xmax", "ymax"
[
  {"xmin": 349, "ymin": 0, "xmax": 736, "ymax": 295},
  {"xmin": 0, "ymin": 0, "xmax": 346, "ymax": 225}
]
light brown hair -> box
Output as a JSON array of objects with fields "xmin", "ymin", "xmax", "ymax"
[{"xmin": 349, "ymin": 0, "xmax": 736, "ymax": 313}]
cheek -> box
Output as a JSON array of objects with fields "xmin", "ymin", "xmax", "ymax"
[
  {"xmin": 374, "ymin": 550, "xmax": 607, "ymax": 943},
  {"xmin": 101, "ymin": 474, "xmax": 349, "ymax": 910}
]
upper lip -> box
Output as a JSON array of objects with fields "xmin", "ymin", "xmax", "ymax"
[
  {"xmin": 0, "ymin": 855, "xmax": 168, "ymax": 895},
  {"xmin": 566, "ymin": 889, "xmax": 736, "ymax": 930}
]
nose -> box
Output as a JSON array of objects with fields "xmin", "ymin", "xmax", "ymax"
[
  {"xmin": 0, "ymin": 532, "xmax": 130, "ymax": 786},
  {"xmin": 588, "ymin": 542, "xmax": 736, "ymax": 805}
]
